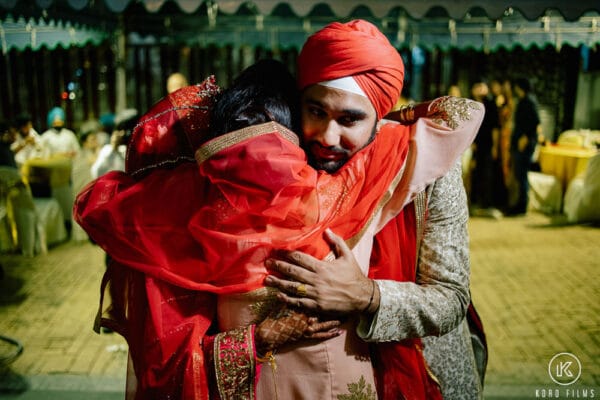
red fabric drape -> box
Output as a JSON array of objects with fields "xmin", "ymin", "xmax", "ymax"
[
  {"xmin": 75, "ymin": 119, "xmax": 411, "ymax": 398},
  {"xmin": 369, "ymin": 205, "xmax": 443, "ymax": 400},
  {"xmin": 126, "ymin": 76, "xmax": 219, "ymax": 178},
  {"xmin": 76, "ymin": 122, "xmax": 409, "ymax": 295}
]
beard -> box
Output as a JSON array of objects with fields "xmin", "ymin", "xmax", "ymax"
[
  {"xmin": 305, "ymin": 123, "xmax": 377, "ymax": 173},
  {"xmin": 307, "ymin": 150, "xmax": 347, "ymax": 173}
]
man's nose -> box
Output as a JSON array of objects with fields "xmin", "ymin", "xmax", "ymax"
[{"xmin": 317, "ymin": 121, "xmax": 342, "ymax": 147}]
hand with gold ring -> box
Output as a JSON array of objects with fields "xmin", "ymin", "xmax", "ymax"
[
  {"xmin": 296, "ymin": 283, "xmax": 307, "ymax": 297},
  {"xmin": 265, "ymin": 229, "xmax": 379, "ymax": 314}
]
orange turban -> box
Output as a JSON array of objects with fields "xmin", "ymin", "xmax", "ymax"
[{"xmin": 297, "ymin": 19, "xmax": 405, "ymax": 119}]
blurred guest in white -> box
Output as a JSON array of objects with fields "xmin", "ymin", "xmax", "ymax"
[
  {"xmin": 40, "ymin": 107, "xmax": 80, "ymax": 159},
  {"xmin": 91, "ymin": 109, "xmax": 138, "ymax": 179},
  {"xmin": 71, "ymin": 124, "xmax": 102, "ymax": 242},
  {"xmin": 11, "ymin": 113, "xmax": 43, "ymax": 167}
]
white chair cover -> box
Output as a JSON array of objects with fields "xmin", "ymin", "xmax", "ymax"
[
  {"xmin": 564, "ymin": 154, "xmax": 600, "ymax": 223},
  {"xmin": 527, "ymin": 171, "xmax": 563, "ymax": 214},
  {"xmin": 0, "ymin": 166, "xmax": 67, "ymax": 256},
  {"xmin": 51, "ymin": 185, "xmax": 73, "ymax": 223},
  {"xmin": 34, "ymin": 198, "xmax": 68, "ymax": 247}
]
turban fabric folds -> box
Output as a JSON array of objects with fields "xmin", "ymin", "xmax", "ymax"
[
  {"xmin": 297, "ymin": 19, "xmax": 405, "ymax": 119},
  {"xmin": 47, "ymin": 107, "xmax": 65, "ymax": 128}
]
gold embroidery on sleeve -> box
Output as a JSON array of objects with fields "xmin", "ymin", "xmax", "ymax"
[{"xmin": 429, "ymin": 96, "xmax": 481, "ymax": 129}]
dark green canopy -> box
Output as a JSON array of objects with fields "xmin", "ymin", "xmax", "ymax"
[{"xmin": 1, "ymin": 0, "xmax": 600, "ymax": 52}]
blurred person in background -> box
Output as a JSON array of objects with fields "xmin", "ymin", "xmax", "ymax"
[
  {"xmin": 491, "ymin": 79, "xmax": 515, "ymax": 201},
  {"xmin": 11, "ymin": 113, "xmax": 43, "ymax": 168},
  {"xmin": 91, "ymin": 109, "xmax": 138, "ymax": 179},
  {"xmin": 0, "ymin": 120, "xmax": 17, "ymax": 168},
  {"xmin": 97, "ymin": 113, "xmax": 115, "ymax": 147},
  {"xmin": 469, "ymin": 77, "xmax": 503, "ymax": 218},
  {"xmin": 506, "ymin": 77, "xmax": 540, "ymax": 216},
  {"xmin": 166, "ymin": 72, "xmax": 189, "ymax": 94},
  {"xmin": 40, "ymin": 107, "xmax": 80, "ymax": 159}
]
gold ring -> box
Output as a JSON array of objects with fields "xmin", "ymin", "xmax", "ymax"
[{"xmin": 296, "ymin": 283, "xmax": 307, "ymax": 297}]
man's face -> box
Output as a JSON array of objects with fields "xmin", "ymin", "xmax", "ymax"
[
  {"xmin": 471, "ymin": 82, "xmax": 488, "ymax": 100},
  {"xmin": 19, "ymin": 122, "xmax": 31, "ymax": 137},
  {"xmin": 301, "ymin": 84, "xmax": 377, "ymax": 173}
]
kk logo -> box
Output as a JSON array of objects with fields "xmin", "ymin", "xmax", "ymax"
[{"xmin": 548, "ymin": 353, "xmax": 582, "ymax": 385}]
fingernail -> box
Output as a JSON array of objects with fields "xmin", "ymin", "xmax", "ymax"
[{"xmin": 264, "ymin": 276, "xmax": 273, "ymax": 284}]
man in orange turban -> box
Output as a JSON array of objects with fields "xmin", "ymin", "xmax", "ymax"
[{"xmin": 266, "ymin": 19, "xmax": 486, "ymax": 399}]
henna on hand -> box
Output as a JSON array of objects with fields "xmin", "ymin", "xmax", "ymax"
[{"xmin": 254, "ymin": 306, "xmax": 309, "ymax": 354}]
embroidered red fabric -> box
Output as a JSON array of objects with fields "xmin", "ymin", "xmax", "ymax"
[{"xmin": 125, "ymin": 76, "xmax": 219, "ymax": 178}]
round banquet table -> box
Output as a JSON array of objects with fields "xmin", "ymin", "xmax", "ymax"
[
  {"xmin": 538, "ymin": 145, "xmax": 598, "ymax": 190},
  {"xmin": 22, "ymin": 157, "xmax": 73, "ymax": 222}
]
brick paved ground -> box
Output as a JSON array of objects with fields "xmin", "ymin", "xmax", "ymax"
[
  {"xmin": 469, "ymin": 213, "xmax": 600, "ymax": 399},
  {"xmin": 0, "ymin": 240, "xmax": 127, "ymax": 399},
  {"xmin": 0, "ymin": 212, "xmax": 598, "ymax": 399}
]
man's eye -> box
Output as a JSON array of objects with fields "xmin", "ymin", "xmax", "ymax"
[
  {"xmin": 308, "ymin": 107, "xmax": 325, "ymax": 118},
  {"xmin": 339, "ymin": 116, "xmax": 358, "ymax": 126}
]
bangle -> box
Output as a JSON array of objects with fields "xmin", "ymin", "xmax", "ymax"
[
  {"xmin": 399, "ymin": 103, "xmax": 415, "ymax": 124},
  {"xmin": 362, "ymin": 280, "xmax": 376, "ymax": 313}
]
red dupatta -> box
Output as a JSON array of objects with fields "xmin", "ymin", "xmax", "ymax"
[
  {"xmin": 76, "ymin": 121, "xmax": 409, "ymax": 295},
  {"xmin": 75, "ymin": 88, "xmax": 411, "ymax": 399}
]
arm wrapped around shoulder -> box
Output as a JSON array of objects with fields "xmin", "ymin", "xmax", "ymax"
[{"xmin": 386, "ymin": 96, "xmax": 482, "ymax": 129}]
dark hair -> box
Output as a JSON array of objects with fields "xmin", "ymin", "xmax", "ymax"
[
  {"xmin": 210, "ymin": 59, "xmax": 299, "ymax": 138},
  {"xmin": 514, "ymin": 77, "xmax": 532, "ymax": 93},
  {"xmin": 471, "ymin": 76, "xmax": 489, "ymax": 86},
  {"xmin": 114, "ymin": 109, "xmax": 139, "ymax": 145},
  {"xmin": 0, "ymin": 120, "xmax": 9, "ymax": 134},
  {"xmin": 14, "ymin": 113, "xmax": 31, "ymax": 129}
]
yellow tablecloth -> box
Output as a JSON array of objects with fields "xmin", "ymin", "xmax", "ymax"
[
  {"xmin": 21, "ymin": 157, "xmax": 72, "ymax": 188},
  {"xmin": 538, "ymin": 145, "xmax": 598, "ymax": 190}
]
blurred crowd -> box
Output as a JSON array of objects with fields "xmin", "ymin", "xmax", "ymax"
[
  {"xmin": 448, "ymin": 77, "xmax": 550, "ymax": 218},
  {"xmin": 0, "ymin": 107, "xmax": 139, "ymax": 245},
  {"xmin": 456, "ymin": 76, "xmax": 598, "ymax": 222},
  {"xmin": 1, "ymin": 107, "xmax": 139, "ymax": 178},
  {"xmin": 0, "ymin": 71, "xmax": 192, "ymax": 255}
]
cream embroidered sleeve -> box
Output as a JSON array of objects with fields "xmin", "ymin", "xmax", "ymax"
[{"xmin": 357, "ymin": 162, "xmax": 471, "ymax": 341}]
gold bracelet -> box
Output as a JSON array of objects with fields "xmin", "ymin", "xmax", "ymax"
[{"xmin": 398, "ymin": 103, "xmax": 415, "ymax": 124}]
